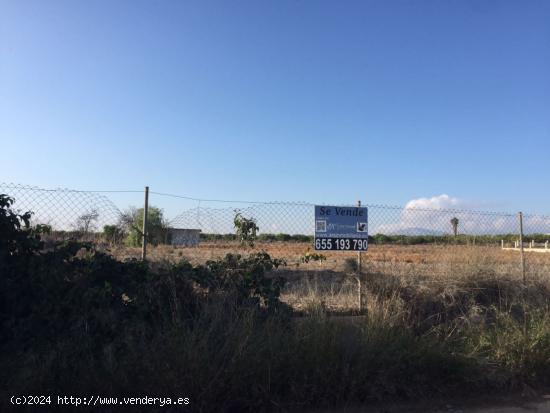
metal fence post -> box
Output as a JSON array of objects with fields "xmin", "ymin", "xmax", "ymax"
[
  {"xmin": 357, "ymin": 200, "xmax": 366, "ymax": 314},
  {"xmin": 518, "ymin": 212, "xmax": 525, "ymax": 285},
  {"xmin": 142, "ymin": 186, "xmax": 149, "ymax": 261}
]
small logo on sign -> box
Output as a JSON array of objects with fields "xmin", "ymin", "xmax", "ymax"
[
  {"xmin": 357, "ymin": 222, "xmax": 367, "ymax": 232},
  {"xmin": 316, "ymin": 220, "xmax": 327, "ymax": 232}
]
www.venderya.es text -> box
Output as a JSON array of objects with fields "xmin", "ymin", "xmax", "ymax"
[{"xmin": 10, "ymin": 395, "xmax": 190, "ymax": 407}]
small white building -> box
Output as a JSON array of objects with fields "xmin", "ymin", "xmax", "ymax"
[{"xmin": 167, "ymin": 228, "xmax": 201, "ymax": 247}]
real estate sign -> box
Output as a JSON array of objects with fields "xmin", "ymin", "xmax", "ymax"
[{"xmin": 314, "ymin": 205, "xmax": 368, "ymax": 251}]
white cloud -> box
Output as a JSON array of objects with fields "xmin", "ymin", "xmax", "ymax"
[
  {"xmin": 404, "ymin": 194, "xmax": 463, "ymax": 210},
  {"xmin": 373, "ymin": 195, "xmax": 550, "ymax": 236}
]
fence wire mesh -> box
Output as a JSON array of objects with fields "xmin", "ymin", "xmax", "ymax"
[
  {"xmin": 2, "ymin": 182, "xmax": 550, "ymax": 306},
  {"xmin": 0, "ymin": 183, "xmax": 125, "ymax": 232},
  {"xmin": 3, "ymin": 182, "xmax": 550, "ymax": 244}
]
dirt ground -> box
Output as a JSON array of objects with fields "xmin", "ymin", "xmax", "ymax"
[
  {"xmin": 111, "ymin": 242, "xmax": 550, "ymax": 267},
  {"xmin": 108, "ymin": 242, "xmax": 550, "ymax": 313}
]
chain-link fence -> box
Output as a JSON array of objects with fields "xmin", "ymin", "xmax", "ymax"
[
  {"xmin": 3, "ymin": 183, "xmax": 549, "ymax": 241},
  {"xmin": 2, "ymin": 182, "xmax": 550, "ymax": 310},
  {"xmin": 0, "ymin": 183, "xmax": 126, "ymax": 232}
]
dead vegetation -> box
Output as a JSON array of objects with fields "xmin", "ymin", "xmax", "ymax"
[{"xmin": 108, "ymin": 242, "xmax": 550, "ymax": 315}]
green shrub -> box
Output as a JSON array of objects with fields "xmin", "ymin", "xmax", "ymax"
[
  {"xmin": 194, "ymin": 252, "xmax": 287, "ymax": 309},
  {"xmin": 122, "ymin": 206, "xmax": 168, "ymax": 247},
  {"xmin": 234, "ymin": 211, "xmax": 259, "ymax": 246},
  {"xmin": 103, "ymin": 224, "xmax": 124, "ymax": 244}
]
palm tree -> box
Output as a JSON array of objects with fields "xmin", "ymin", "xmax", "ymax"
[{"xmin": 450, "ymin": 217, "xmax": 459, "ymax": 237}]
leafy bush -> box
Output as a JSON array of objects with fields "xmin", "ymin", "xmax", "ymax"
[
  {"xmin": 192, "ymin": 253, "xmax": 287, "ymax": 309},
  {"xmin": 121, "ymin": 206, "xmax": 168, "ymax": 247},
  {"xmin": 0, "ymin": 194, "xmax": 46, "ymax": 258},
  {"xmin": 103, "ymin": 224, "xmax": 125, "ymax": 244},
  {"xmin": 234, "ymin": 211, "xmax": 259, "ymax": 246}
]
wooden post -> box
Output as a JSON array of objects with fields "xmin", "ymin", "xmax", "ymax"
[
  {"xmin": 142, "ymin": 186, "xmax": 149, "ymax": 261},
  {"xmin": 501, "ymin": 240, "xmax": 504, "ymax": 249},
  {"xmin": 518, "ymin": 212, "xmax": 525, "ymax": 284}
]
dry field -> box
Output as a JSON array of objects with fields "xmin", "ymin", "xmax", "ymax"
[{"xmin": 110, "ymin": 242, "xmax": 550, "ymax": 313}]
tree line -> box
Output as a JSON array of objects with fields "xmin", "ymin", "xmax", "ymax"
[{"xmin": 42, "ymin": 207, "xmax": 548, "ymax": 247}]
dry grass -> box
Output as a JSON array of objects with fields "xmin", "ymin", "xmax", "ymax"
[
  {"xmin": 107, "ymin": 241, "xmax": 550, "ymax": 314},
  {"xmin": 6, "ymin": 240, "xmax": 550, "ymax": 411},
  {"xmin": 110, "ymin": 241, "xmax": 550, "ymax": 267}
]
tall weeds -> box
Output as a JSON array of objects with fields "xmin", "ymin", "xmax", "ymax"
[{"xmin": 2, "ymin": 194, "xmax": 550, "ymax": 412}]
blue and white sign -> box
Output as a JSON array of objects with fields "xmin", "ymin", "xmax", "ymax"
[{"xmin": 314, "ymin": 205, "xmax": 368, "ymax": 251}]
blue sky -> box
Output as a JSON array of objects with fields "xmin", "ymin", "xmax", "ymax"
[{"xmin": 1, "ymin": 0, "xmax": 549, "ymax": 214}]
